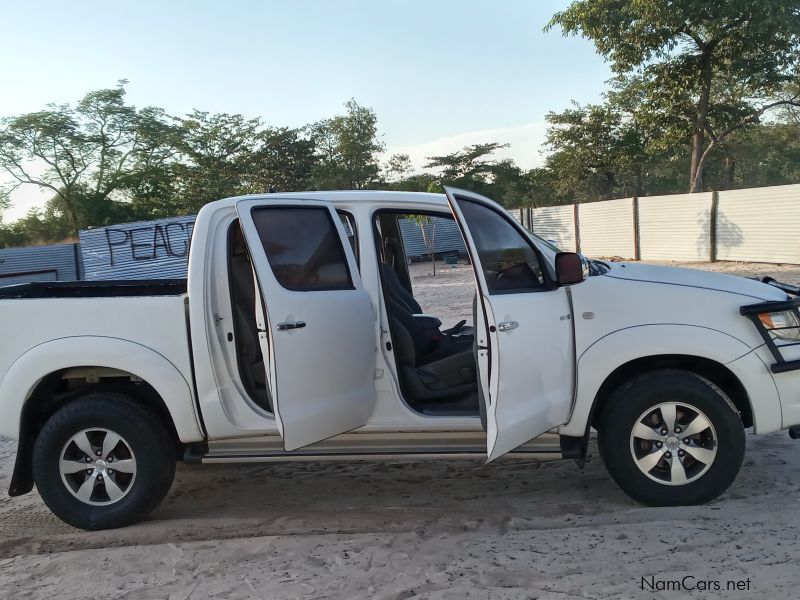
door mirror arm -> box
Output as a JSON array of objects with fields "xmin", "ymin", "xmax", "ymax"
[{"xmin": 555, "ymin": 252, "xmax": 588, "ymax": 286}]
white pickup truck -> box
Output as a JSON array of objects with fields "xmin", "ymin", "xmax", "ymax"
[{"xmin": 1, "ymin": 187, "xmax": 799, "ymax": 530}]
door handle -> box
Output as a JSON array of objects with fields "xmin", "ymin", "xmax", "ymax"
[
  {"xmin": 277, "ymin": 321, "xmax": 306, "ymax": 331},
  {"xmin": 497, "ymin": 321, "xmax": 518, "ymax": 332}
]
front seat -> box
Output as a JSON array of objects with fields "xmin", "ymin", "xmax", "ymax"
[
  {"xmin": 380, "ymin": 263, "xmax": 474, "ymax": 338},
  {"xmin": 380, "ymin": 263, "xmax": 474, "ymax": 364},
  {"xmin": 391, "ymin": 317, "xmax": 477, "ymax": 411}
]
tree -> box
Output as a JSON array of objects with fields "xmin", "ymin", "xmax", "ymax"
[
  {"xmin": 310, "ymin": 99, "xmax": 384, "ymax": 189},
  {"xmin": 0, "ymin": 186, "xmax": 9, "ymax": 225},
  {"xmin": 247, "ymin": 127, "xmax": 316, "ymax": 193},
  {"xmin": 383, "ymin": 153, "xmax": 413, "ymax": 182},
  {"xmin": 549, "ymin": 0, "xmax": 800, "ymax": 192},
  {"xmin": 0, "ymin": 81, "xmax": 177, "ymax": 235},
  {"xmin": 707, "ymin": 121, "xmax": 800, "ymax": 188},
  {"xmin": 173, "ymin": 110, "xmax": 260, "ymax": 212},
  {"xmin": 425, "ymin": 142, "xmax": 509, "ymax": 189},
  {"xmin": 543, "ymin": 102, "xmax": 650, "ymax": 201},
  {"xmin": 407, "ymin": 214, "xmax": 438, "ymax": 276},
  {"xmin": 123, "ymin": 106, "xmax": 185, "ymax": 219}
]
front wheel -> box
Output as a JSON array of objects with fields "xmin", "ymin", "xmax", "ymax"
[
  {"xmin": 599, "ymin": 369, "xmax": 745, "ymax": 506},
  {"xmin": 33, "ymin": 393, "xmax": 176, "ymax": 530}
]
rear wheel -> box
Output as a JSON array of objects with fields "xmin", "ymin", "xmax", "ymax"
[
  {"xmin": 599, "ymin": 369, "xmax": 745, "ymax": 506},
  {"xmin": 33, "ymin": 393, "xmax": 176, "ymax": 530}
]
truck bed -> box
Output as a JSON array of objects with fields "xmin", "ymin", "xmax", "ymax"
[
  {"xmin": 0, "ymin": 279, "xmax": 187, "ymax": 300},
  {"xmin": 0, "ymin": 283, "xmax": 195, "ymax": 446}
]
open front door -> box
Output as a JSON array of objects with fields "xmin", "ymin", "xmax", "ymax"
[
  {"xmin": 236, "ymin": 198, "xmax": 376, "ymax": 451},
  {"xmin": 444, "ymin": 187, "xmax": 575, "ymax": 461}
]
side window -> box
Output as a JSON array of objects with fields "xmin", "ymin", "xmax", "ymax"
[
  {"xmin": 457, "ymin": 198, "xmax": 545, "ymax": 293},
  {"xmin": 250, "ymin": 206, "xmax": 353, "ymax": 291}
]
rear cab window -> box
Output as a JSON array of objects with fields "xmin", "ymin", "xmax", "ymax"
[{"xmin": 250, "ymin": 206, "xmax": 353, "ymax": 291}]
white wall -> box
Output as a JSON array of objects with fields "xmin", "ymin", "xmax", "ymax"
[
  {"xmin": 639, "ymin": 192, "xmax": 713, "ymax": 261},
  {"xmin": 529, "ymin": 205, "xmax": 577, "ymax": 251},
  {"xmin": 716, "ymin": 184, "xmax": 800, "ymax": 264},
  {"xmin": 522, "ymin": 185, "xmax": 800, "ymax": 265},
  {"xmin": 578, "ymin": 198, "xmax": 635, "ymax": 259}
]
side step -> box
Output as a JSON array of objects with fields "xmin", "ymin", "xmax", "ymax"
[
  {"xmin": 185, "ymin": 432, "xmax": 569, "ymax": 464},
  {"xmin": 199, "ymin": 450, "xmax": 562, "ymax": 464}
]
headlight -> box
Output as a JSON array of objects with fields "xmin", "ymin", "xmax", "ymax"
[{"xmin": 759, "ymin": 309, "xmax": 800, "ymax": 341}]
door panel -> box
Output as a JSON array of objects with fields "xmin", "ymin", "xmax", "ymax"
[
  {"xmin": 236, "ymin": 198, "xmax": 376, "ymax": 451},
  {"xmin": 444, "ymin": 187, "xmax": 575, "ymax": 461}
]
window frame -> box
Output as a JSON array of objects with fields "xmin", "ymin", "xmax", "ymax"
[
  {"xmin": 249, "ymin": 204, "xmax": 356, "ymax": 293},
  {"xmin": 336, "ymin": 209, "xmax": 359, "ymax": 267}
]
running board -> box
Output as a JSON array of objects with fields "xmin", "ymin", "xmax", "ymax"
[
  {"xmin": 201, "ymin": 450, "xmax": 562, "ymax": 464},
  {"xmin": 196, "ymin": 431, "xmax": 563, "ymax": 464}
]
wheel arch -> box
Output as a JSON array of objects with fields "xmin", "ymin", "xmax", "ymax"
[
  {"xmin": 589, "ymin": 355, "xmax": 753, "ymax": 431},
  {"xmin": 2, "ymin": 337, "xmax": 204, "ymax": 496},
  {"xmin": 560, "ymin": 324, "xmax": 783, "ymax": 440}
]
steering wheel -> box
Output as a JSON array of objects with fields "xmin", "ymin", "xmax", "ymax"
[{"xmin": 495, "ymin": 262, "xmax": 538, "ymax": 283}]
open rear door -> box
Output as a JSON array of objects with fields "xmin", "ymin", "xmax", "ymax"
[
  {"xmin": 236, "ymin": 198, "xmax": 376, "ymax": 451},
  {"xmin": 444, "ymin": 187, "xmax": 575, "ymax": 461}
]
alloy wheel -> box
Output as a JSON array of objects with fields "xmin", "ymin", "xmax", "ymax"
[
  {"xmin": 629, "ymin": 402, "xmax": 717, "ymax": 486},
  {"xmin": 59, "ymin": 428, "xmax": 137, "ymax": 506}
]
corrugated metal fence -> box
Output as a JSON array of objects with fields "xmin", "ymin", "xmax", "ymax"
[
  {"xmin": 0, "ymin": 243, "xmax": 82, "ymax": 286},
  {"xmin": 398, "ymin": 217, "xmax": 465, "ymax": 259},
  {"xmin": 638, "ymin": 193, "xmax": 713, "ymax": 261},
  {"xmin": 715, "ymin": 186, "xmax": 800, "ymax": 263},
  {"xmin": 79, "ymin": 215, "xmax": 196, "ymax": 280},
  {"xmin": 523, "ymin": 183, "xmax": 800, "ymax": 264},
  {"xmin": 578, "ymin": 198, "xmax": 636, "ymax": 258}
]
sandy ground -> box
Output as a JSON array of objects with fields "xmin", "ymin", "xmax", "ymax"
[{"xmin": 1, "ymin": 259, "xmax": 800, "ymax": 599}]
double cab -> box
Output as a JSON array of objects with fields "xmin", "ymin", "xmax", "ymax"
[{"xmin": 1, "ymin": 187, "xmax": 799, "ymax": 530}]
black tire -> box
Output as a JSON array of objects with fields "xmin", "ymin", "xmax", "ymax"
[
  {"xmin": 33, "ymin": 393, "xmax": 176, "ymax": 530},
  {"xmin": 599, "ymin": 369, "xmax": 745, "ymax": 506}
]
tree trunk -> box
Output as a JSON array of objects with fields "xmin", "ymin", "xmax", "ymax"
[
  {"xmin": 60, "ymin": 192, "xmax": 81, "ymax": 238},
  {"xmin": 633, "ymin": 165, "xmax": 643, "ymax": 198},
  {"xmin": 721, "ymin": 155, "xmax": 735, "ymax": 190},
  {"xmin": 689, "ymin": 130, "xmax": 706, "ymax": 192},
  {"xmin": 689, "ymin": 51, "xmax": 714, "ymax": 193}
]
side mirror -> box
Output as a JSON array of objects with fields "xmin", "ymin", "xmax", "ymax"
[{"xmin": 555, "ymin": 252, "xmax": 588, "ymax": 285}]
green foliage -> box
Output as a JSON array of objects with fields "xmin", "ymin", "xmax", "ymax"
[
  {"xmin": 549, "ymin": 0, "xmax": 800, "ymax": 191},
  {"xmin": 309, "ymin": 99, "xmax": 384, "ymax": 189},
  {"xmin": 0, "ymin": 93, "xmax": 379, "ymax": 245},
  {"xmin": 383, "ymin": 153, "xmax": 413, "ymax": 183},
  {"xmin": 172, "ymin": 110, "xmax": 260, "ymax": 212},
  {"xmin": 249, "ymin": 127, "xmax": 317, "ymax": 193},
  {"xmin": 0, "ymin": 81, "xmax": 179, "ymax": 237},
  {"xmin": 543, "ymin": 102, "xmax": 646, "ymax": 201},
  {"xmin": 423, "ymin": 142, "xmax": 524, "ymax": 202}
]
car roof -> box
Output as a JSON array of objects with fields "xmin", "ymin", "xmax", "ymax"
[{"xmin": 210, "ymin": 190, "xmax": 449, "ymax": 210}]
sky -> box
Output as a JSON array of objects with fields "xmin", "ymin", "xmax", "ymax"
[{"xmin": 0, "ymin": 0, "xmax": 612, "ymax": 221}]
